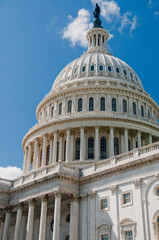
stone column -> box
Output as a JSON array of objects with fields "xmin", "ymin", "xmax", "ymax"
[
  {"xmin": 27, "ymin": 143, "xmax": 32, "ymax": 172},
  {"xmin": 26, "ymin": 200, "xmax": 35, "ymax": 240},
  {"xmin": 14, "ymin": 205, "xmax": 23, "ymax": 240},
  {"xmin": 109, "ymin": 127, "xmax": 114, "ymax": 157},
  {"xmin": 0, "ymin": 216, "xmax": 5, "ymax": 240},
  {"xmin": 49, "ymin": 136, "xmax": 53, "ymax": 165},
  {"xmin": 80, "ymin": 194, "xmax": 88, "ymax": 240},
  {"xmin": 95, "ymin": 126, "xmax": 100, "ymax": 161},
  {"xmin": 2, "ymin": 208, "xmax": 11, "ymax": 240},
  {"xmin": 89, "ymin": 193, "xmax": 96, "ymax": 240},
  {"xmin": 66, "ymin": 128, "xmax": 70, "ymax": 162},
  {"xmin": 23, "ymin": 147, "xmax": 28, "ymax": 174},
  {"xmin": 20, "ymin": 211, "xmax": 27, "ymax": 240},
  {"xmin": 138, "ymin": 130, "xmax": 141, "ymax": 148},
  {"xmin": 53, "ymin": 131, "xmax": 57, "ymax": 164},
  {"xmin": 52, "ymin": 192, "xmax": 61, "ymax": 240},
  {"xmin": 149, "ymin": 134, "xmax": 152, "ymax": 144},
  {"xmin": 124, "ymin": 128, "xmax": 128, "ymax": 152},
  {"xmin": 39, "ymin": 195, "xmax": 48, "ymax": 240},
  {"xmin": 58, "ymin": 135, "xmax": 63, "ymax": 162},
  {"xmin": 69, "ymin": 195, "xmax": 79, "ymax": 240},
  {"xmin": 33, "ymin": 138, "xmax": 39, "ymax": 170},
  {"xmin": 132, "ymin": 136, "xmax": 136, "ymax": 149},
  {"xmin": 41, "ymin": 134, "xmax": 47, "ymax": 167},
  {"xmin": 80, "ymin": 127, "xmax": 85, "ymax": 161}
]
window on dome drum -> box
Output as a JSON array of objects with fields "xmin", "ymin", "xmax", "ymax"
[
  {"xmin": 116, "ymin": 67, "xmax": 120, "ymax": 74},
  {"xmin": 124, "ymin": 230, "xmax": 133, "ymax": 240},
  {"xmin": 100, "ymin": 137, "xmax": 106, "ymax": 159},
  {"xmin": 123, "ymin": 69, "xmax": 127, "ymax": 76},
  {"xmin": 112, "ymin": 98, "xmax": 117, "ymax": 112},
  {"xmin": 148, "ymin": 109, "xmax": 150, "ymax": 119},
  {"xmin": 56, "ymin": 142, "xmax": 59, "ymax": 162},
  {"xmin": 66, "ymin": 213, "xmax": 70, "ymax": 223},
  {"xmin": 130, "ymin": 72, "xmax": 133, "ymax": 78},
  {"xmin": 122, "ymin": 192, "xmax": 131, "ymax": 205},
  {"xmin": 75, "ymin": 138, "xmax": 80, "ymax": 160},
  {"xmin": 59, "ymin": 103, "xmax": 62, "ymax": 115},
  {"xmin": 65, "ymin": 235, "xmax": 69, "ymax": 240},
  {"xmin": 99, "ymin": 65, "xmax": 103, "ymax": 71},
  {"xmin": 100, "ymin": 197, "xmax": 108, "ymax": 210},
  {"xmin": 123, "ymin": 99, "xmax": 127, "ymax": 113},
  {"xmin": 46, "ymin": 145, "xmax": 50, "ymax": 165},
  {"xmin": 91, "ymin": 65, "xmax": 95, "ymax": 71},
  {"xmin": 141, "ymin": 105, "xmax": 144, "ymax": 117},
  {"xmin": 89, "ymin": 97, "xmax": 94, "ymax": 111},
  {"xmin": 64, "ymin": 140, "xmax": 66, "ymax": 162},
  {"xmin": 78, "ymin": 98, "xmax": 83, "ymax": 112},
  {"xmin": 114, "ymin": 138, "xmax": 119, "ymax": 156},
  {"xmin": 88, "ymin": 137, "xmax": 94, "ymax": 159},
  {"xmin": 74, "ymin": 67, "xmax": 78, "ymax": 74},
  {"xmin": 68, "ymin": 100, "xmax": 72, "ymax": 113},
  {"xmin": 51, "ymin": 106, "xmax": 54, "ymax": 117},
  {"xmin": 108, "ymin": 65, "xmax": 112, "ymax": 72},
  {"xmin": 128, "ymin": 140, "xmax": 131, "ymax": 151},
  {"xmin": 132, "ymin": 102, "xmax": 136, "ymax": 115},
  {"xmin": 100, "ymin": 97, "xmax": 105, "ymax": 111},
  {"xmin": 82, "ymin": 65, "xmax": 86, "ymax": 72},
  {"xmin": 101, "ymin": 235, "xmax": 109, "ymax": 240}
]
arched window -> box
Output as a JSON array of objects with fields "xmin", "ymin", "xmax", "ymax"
[
  {"xmin": 141, "ymin": 105, "xmax": 144, "ymax": 117},
  {"xmin": 46, "ymin": 145, "xmax": 50, "ymax": 165},
  {"xmin": 89, "ymin": 97, "xmax": 94, "ymax": 111},
  {"xmin": 132, "ymin": 102, "xmax": 136, "ymax": 115},
  {"xmin": 64, "ymin": 140, "xmax": 66, "ymax": 162},
  {"xmin": 78, "ymin": 98, "xmax": 83, "ymax": 112},
  {"xmin": 100, "ymin": 97, "xmax": 105, "ymax": 111},
  {"xmin": 59, "ymin": 103, "xmax": 62, "ymax": 115},
  {"xmin": 75, "ymin": 138, "xmax": 80, "ymax": 160},
  {"xmin": 56, "ymin": 142, "xmax": 59, "ymax": 162},
  {"xmin": 148, "ymin": 109, "xmax": 150, "ymax": 119},
  {"xmin": 123, "ymin": 100, "xmax": 127, "ymax": 113},
  {"xmin": 112, "ymin": 98, "xmax": 116, "ymax": 112},
  {"xmin": 68, "ymin": 100, "xmax": 72, "ymax": 113},
  {"xmin": 88, "ymin": 137, "xmax": 94, "ymax": 159},
  {"xmin": 128, "ymin": 140, "xmax": 131, "ymax": 151},
  {"xmin": 51, "ymin": 106, "xmax": 54, "ymax": 117},
  {"xmin": 65, "ymin": 236, "xmax": 69, "ymax": 240},
  {"xmin": 114, "ymin": 138, "xmax": 119, "ymax": 156},
  {"xmin": 100, "ymin": 137, "xmax": 106, "ymax": 159}
]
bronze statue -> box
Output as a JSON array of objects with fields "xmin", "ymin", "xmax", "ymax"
[{"xmin": 93, "ymin": 3, "xmax": 100, "ymax": 19}]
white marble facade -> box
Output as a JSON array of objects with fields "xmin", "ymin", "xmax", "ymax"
[{"xmin": 0, "ymin": 11, "xmax": 159, "ymax": 240}]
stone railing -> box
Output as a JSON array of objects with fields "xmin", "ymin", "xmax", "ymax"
[
  {"xmin": 81, "ymin": 141, "xmax": 159, "ymax": 177},
  {"xmin": 13, "ymin": 163, "xmax": 79, "ymax": 188},
  {"xmin": 0, "ymin": 178, "xmax": 13, "ymax": 188}
]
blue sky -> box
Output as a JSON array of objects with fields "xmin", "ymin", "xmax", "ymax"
[{"xmin": 0, "ymin": 0, "xmax": 159, "ymax": 178}]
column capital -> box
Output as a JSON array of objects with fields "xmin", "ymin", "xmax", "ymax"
[
  {"xmin": 43, "ymin": 133, "xmax": 47, "ymax": 138},
  {"xmin": 34, "ymin": 137, "xmax": 39, "ymax": 142},
  {"xmin": 95, "ymin": 126, "xmax": 99, "ymax": 130},
  {"xmin": 4, "ymin": 206, "xmax": 12, "ymax": 213},
  {"xmin": 27, "ymin": 198, "xmax": 35, "ymax": 206},
  {"xmin": 80, "ymin": 193, "xmax": 88, "ymax": 200},
  {"xmin": 89, "ymin": 192, "xmax": 96, "ymax": 199},
  {"xmin": 15, "ymin": 203, "xmax": 23, "ymax": 210},
  {"xmin": 132, "ymin": 178, "xmax": 142, "ymax": 188},
  {"xmin": 40, "ymin": 194, "xmax": 48, "ymax": 202},
  {"xmin": 109, "ymin": 185, "xmax": 118, "ymax": 194},
  {"xmin": 54, "ymin": 191, "xmax": 62, "ymax": 198},
  {"xmin": 70, "ymin": 194, "xmax": 80, "ymax": 202}
]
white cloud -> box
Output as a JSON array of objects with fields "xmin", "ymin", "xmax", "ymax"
[
  {"xmin": 61, "ymin": 0, "xmax": 138, "ymax": 47},
  {"xmin": 0, "ymin": 166, "xmax": 22, "ymax": 180},
  {"xmin": 61, "ymin": 9, "xmax": 93, "ymax": 48},
  {"xmin": 148, "ymin": 0, "xmax": 153, "ymax": 8},
  {"xmin": 154, "ymin": 11, "xmax": 159, "ymax": 18}
]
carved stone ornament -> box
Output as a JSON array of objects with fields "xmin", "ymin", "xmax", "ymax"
[
  {"xmin": 132, "ymin": 178, "xmax": 142, "ymax": 187},
  {"xmin": 4, "ymin": 206, "xmax": 12, "ymax": 213},
  {"xmin": 40, "ymin": 194, "xmax": 48, "ymax": 202},
  {"xmin": 109, "ymin": 185, "xmax": 118, "ymax": 194},
  {"xmin": 27, "ymin": 198, "xmax": 35, "ymax": 206},
  {"xmin": 80, "ymin": 193, "xmax": 88, "ymax": 200},
  {"xmin": 89, "ymin": 192, "xmax": 96, "ymax": 199},
  {"xmin": 54, "ymin": 191, "xmax": 62, "ymax": 198}
]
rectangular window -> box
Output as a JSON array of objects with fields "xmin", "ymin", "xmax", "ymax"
[
  {"xmin": 101, "ymin": 234, "xmax": 109, "ymax": 240},
  {"xmin": 122, "ymin": 192, "xmax": 131, "ymax": 205},
  {"xmin": 100, "ymin": 198, "xmax": 108, "ymax": 210},
  {"xmin": 125, "ymin": 230, "xmax": 133, "ymax": 240}
]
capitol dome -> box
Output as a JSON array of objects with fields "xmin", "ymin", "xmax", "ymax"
[{"xmin": 22, "ymin": 12, "xmax": 159, "ymax": 173}]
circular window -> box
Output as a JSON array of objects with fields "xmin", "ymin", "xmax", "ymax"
[
  {"xmin": 91, "ymin": 65, "xmax": 95, "ymax": 71},
  {"xmin": 123, "ymin": 69, "xmax": 127, "ymax": 76},
  {"xmin": 99, "ymin": 65, "xmax": 104, "ymax": 71},
  {"xmin": 65, "ymin": 236, "xmax": 69, "ymax": 240},
  {"xmin": 82, "ymin": 66, "xmax": 86, "ymax": 72},
  {"xmin": 66, "ymin": 213, "xmax": 70, "ymax": 223},
  {"xmin": 108, "ymin": 65, "xmax": 112, "ymax": 72},
  {"xmin": 116, "ymin": 67, "xmax": 120, "ymax": 74},
  {"xmin": 155, "ymin": 186, "xmax": 159, "ymax": 197}
]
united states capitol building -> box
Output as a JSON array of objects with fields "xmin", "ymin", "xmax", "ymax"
[{"xmin": 0, "ymin": 5, "xmax": 159, "ymax": 240}]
